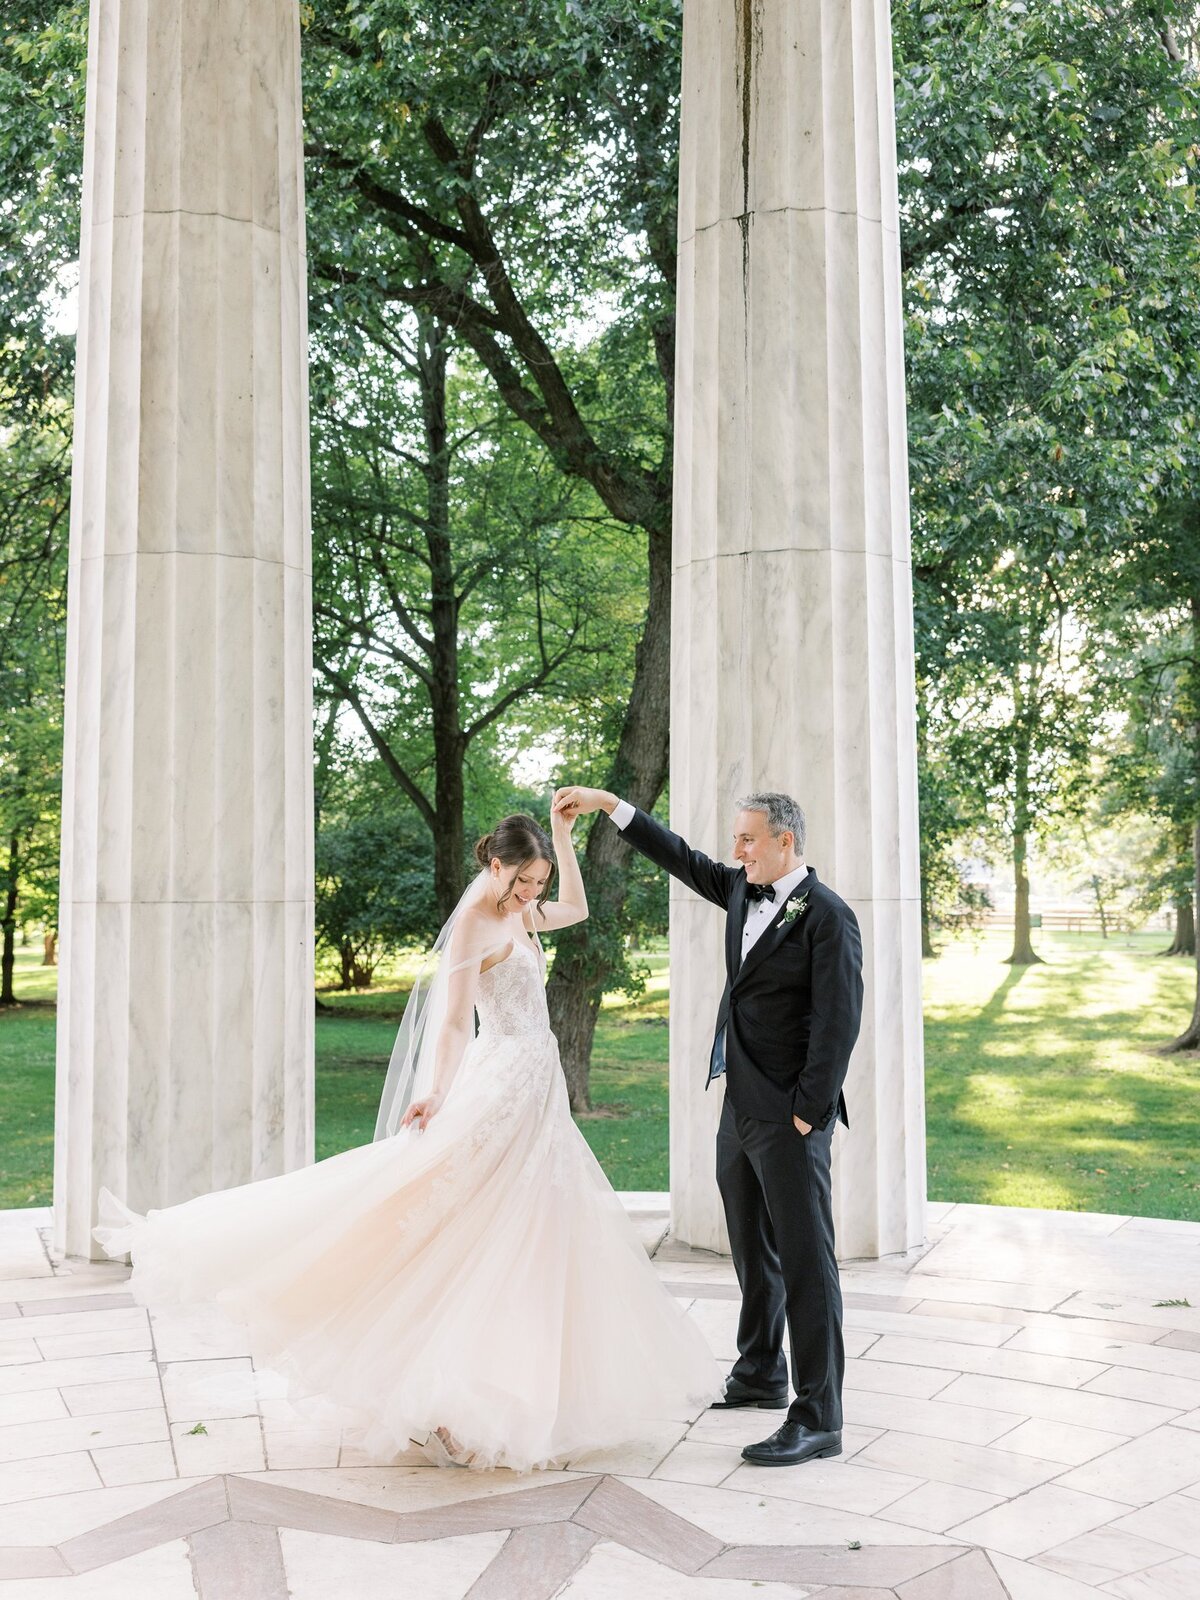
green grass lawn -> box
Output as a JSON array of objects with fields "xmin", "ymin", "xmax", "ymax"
[
  {"xmin": 923, "ymin": 928, "xmax": 1199, "ymax": 1219},
  {"xmin": 3, "ymin": 930, "xmax": 1198, "ymax": 1219}
]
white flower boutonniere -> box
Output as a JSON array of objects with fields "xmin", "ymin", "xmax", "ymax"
[{"xmin": 782, "ymin": 891, "xmax": 810, "ymax": 925}]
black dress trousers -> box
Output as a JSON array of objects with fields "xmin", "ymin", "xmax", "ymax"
[{"xmin": 715, "ymin": 1097, "xmax": 844, "ymax": 1430}]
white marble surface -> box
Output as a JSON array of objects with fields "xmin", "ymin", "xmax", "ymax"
[
  {"xmin": 55, "ymin": 0, "xmax": 314, "ymax": 1259},
  {"xmin": 1, "ymin": 1201, "xmax": 1200, "ymax": 1597},
  {"xmin": 669, "ymin": 0, "xmax": 924, "ymax": 1255}
]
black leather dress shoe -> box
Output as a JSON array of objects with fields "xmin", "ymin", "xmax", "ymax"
[
  {"xmin": 740, "ymin": 1423, "xmax": 842, "ymax": 1465},
  {"xmin": 710, "ymin": 1379, "xmax": 788, "ymax": 1410}
]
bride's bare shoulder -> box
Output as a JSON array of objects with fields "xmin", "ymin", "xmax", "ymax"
[{"xmin": 447, "ymin": 905, "xmax": 507, "ymax": 960}]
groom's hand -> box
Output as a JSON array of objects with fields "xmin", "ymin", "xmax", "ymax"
[
  {"xmin": 793, "ymin": 1115, "xmax": 813, "ymax": 1136},
  {"xmin": 553, "ymin": 786, "xmax": 617, "ymax": 821}
]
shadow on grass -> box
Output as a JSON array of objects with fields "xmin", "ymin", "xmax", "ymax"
[
  {"xmin": 975, "ymin": 964, "xmax": 1033, "ymax": 1026},
  {"xmin": 924, "ymin": 934, "xmax": 1200, "ymax": 1218}
]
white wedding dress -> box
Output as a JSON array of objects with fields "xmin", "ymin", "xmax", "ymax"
[{"xmin": 96, "ymin": 928, "xmax": 722, "ymax": 1471}]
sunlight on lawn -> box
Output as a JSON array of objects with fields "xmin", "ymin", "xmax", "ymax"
[
  {"xmin": 923, "ymin": 928, "xmax": 1199, "ymax": 1218},
  {"xmin": 3, "ymin": 930, "xmax": 1198, "ymax": 1217}
]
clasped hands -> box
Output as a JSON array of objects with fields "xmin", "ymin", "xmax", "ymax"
[{"xmin": 551, "ymin": 785, "xmax": 613, "ymax": 823}]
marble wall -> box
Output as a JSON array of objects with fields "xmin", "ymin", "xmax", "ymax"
[
  {"xmin": 53, "ymin": 0, "xmax": 314, "ymax": 1260},
  {"xmin": 669, "ymin": 0, "xmax": 926, "ymax": 1258}
]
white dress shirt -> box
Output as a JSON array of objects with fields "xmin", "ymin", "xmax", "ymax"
[
  {"xmin": 739, "ymin": 862, "xmax": 810, "ymax": 961},
  {"xmin": 610, "ymin": 799, "xmax": 807, "ymax": 968}
]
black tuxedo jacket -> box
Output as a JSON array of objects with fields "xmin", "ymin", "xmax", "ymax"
[{"xmin": 622, "ymin": 808, "xmax": 863, "ymax": 1130}]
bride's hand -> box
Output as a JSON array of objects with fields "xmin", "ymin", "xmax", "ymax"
[{"xmin": 401, "ymin": 1094, "xmax": 443, "ymax": 1131}]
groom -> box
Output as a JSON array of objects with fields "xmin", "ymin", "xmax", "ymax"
[{"xmin": 552, "ymin": 787, "xmax": 863, "ymax": 1467}]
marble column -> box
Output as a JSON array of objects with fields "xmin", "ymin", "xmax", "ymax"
[
  {"xmin": 53, "ymin": 0, "xmax": 314, "ymax": 1261},
  {"xmin": 669, "ymin": 0, "xmax": 925, "ymax": 1259}
]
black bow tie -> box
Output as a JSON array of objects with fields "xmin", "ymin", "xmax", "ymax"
[{"xmin": 747, "ymin": 882, "xmax": 776, "ymax": 903}]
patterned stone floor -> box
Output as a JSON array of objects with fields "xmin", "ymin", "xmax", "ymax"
[{"xmin": 0, "ymin": 1198, "xmax": 1198, "ymax": 1598}]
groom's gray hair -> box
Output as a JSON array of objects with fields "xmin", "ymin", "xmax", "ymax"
[{"xmin": 735, "ymin": 791, "xmax": 806, "ymax": 853}]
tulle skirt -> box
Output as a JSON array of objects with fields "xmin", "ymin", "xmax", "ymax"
[{"xmin": 95, "ymin": 1024, "xmax": 723, "ymax": 1471}]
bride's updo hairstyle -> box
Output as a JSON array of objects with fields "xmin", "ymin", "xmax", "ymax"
[{"xmin": 474, "ymin": 814, "xmax": 556, "ymax": 913}]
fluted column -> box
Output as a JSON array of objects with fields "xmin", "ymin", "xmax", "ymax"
[
  {"xmin": 53, "ymin": 0, "xmax": 314, "ymax": 1260},
  {"xmin": 669, "ymin": 0, "xmax": 925, "ymax": 1258}
]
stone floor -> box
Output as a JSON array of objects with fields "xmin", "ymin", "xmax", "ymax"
[{"xmin": 0, "ymin": 1198, "xmax": 1198, "ymax": 1599}]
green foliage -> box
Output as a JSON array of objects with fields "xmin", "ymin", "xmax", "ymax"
[
  {"xmin": 2, "ymin": 0, "xmax": 1200, "ymax": 1057},
  {"xmin": 0, "ymin": 3, "xmax": 87, "ymax": 420},
  {"xmin": 315, "ymin": 809, "xmax": 438, "ymax": 986},
  {"xmin": 0, "ymin": 412, "xmax": 69, "ymax": 980},
  {"xmin": 310, "ymin": 317, "xmax": 637, "ymax": 800},
  {"xmin": 0, "ymin": 9, "xmax": 82, "ymax": 987},
  {"xmin": 300, "ymin": 2, "xmax": 684, "ymax": 959},
  {"xmin": 301, "ymin": 0, "xmax": 680, "ymax": 518},
  {"xmin": 897, "ymin": 0, "xmax": 1200, "ymax": 936}
]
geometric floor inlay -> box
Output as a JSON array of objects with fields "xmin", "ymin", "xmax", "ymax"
[{"xmin": 0, "ymin": 1472, "xmax": 1005, "ymax": 1598}]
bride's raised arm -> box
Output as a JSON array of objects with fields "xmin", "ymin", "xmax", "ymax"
[{"xmin": 537, "ymin": 806, "xmax": 589, "ymax": 932}]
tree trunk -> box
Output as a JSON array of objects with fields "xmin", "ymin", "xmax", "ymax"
[
  {"xmin": 1163, "ymin": 817, "xmax": 1200, "ymax": 1050},
  {"xmin": 1162, "ymin": 895, "xmax": 1195, "ymax": 957},
  {"xmin": 1006, "ymin": 700, "xmax": 1042, "ymax": 965},
  {"xmin": 546, "ymin": 521, "xmax": 673, "ymax": 1110},
  {"xmin": 920, "ymin": 874, "xmax": 936, "ymax": 959},
  {"xmin": 0, "ymin": 833, "xmax": 18, "ymax": 1006},
  {"xmin": 1163, "ymin": 590, "xmax": 1200, "ymax": 1048},
  {"xmin": 339, "ymin": 939, "xmax": 354, "ymax": 991},
  {"xmin": 1091, "ymin": 877, "xmax": 1109, "ymax": 939},
  {"xmin": 42, "ymin": 930, "xmax": 57, "ymax": 966},
  {"xmin": 1161, "ymin": 823, "xmax": 1196, "ymax": 955},
  {"xmin": 1007, "ymin": 827, "xmax": 1042, "ymax": 964},
  {"xmin": 421, "ymin": 316, "xmax": 468, "ymax": 925}
]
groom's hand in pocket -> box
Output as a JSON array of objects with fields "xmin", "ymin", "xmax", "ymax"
[{"xmin": 793, "ymin": 1115, "xmax": 813, "ymax": 1136}]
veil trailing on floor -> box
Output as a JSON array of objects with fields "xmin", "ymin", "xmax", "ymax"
[{"xmin": 373, "ymin": 872, "xmax": 512, "ymax": 1140}]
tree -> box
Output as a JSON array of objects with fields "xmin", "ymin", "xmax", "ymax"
[
  {"xmin": 0, "ymin": 4, "xmax": 86, "ymax": 428},
  {"xmin": 1104, "ymin": 662, "xmax": 1198, "ymax": 956},
  {"xmin": 1, "ymin": 2, "xmax": 682, "ymax": 1098},
  {"xmin": 0, "ymin": 415, "xmax": 68, "ymax": 1001},
  {"xmin": 898, "ymin": 0, "xmax": 1200, "ymax": 964},
  {"xmin": 300, "ymin": 2, "xmax": 683, "ymax": 1102},
  {"xmin": 1106, "ymin": 500, "xmax": 1200, "ymax": 1043},
  {"xmin": 310, "ymin": 308, "xmax": 618, "ymax": 921},
  {"xmin": 315, "ymin": 809, "xmax": 438, "ymax": 989},
  {"xmin": 1161, "ymin": 586, "xmax": 1200, "ymax": 1049},
  {"xmin": 0, "ymin": 8, "xmax": 85, "ymax": 992}
]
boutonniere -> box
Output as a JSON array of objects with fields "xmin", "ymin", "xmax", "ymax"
[{"xmin": 782, "ymin": 891, "xmax": 809, "ymax": 925}]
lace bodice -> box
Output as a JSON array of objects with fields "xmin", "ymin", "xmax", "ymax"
[{"xmin": 475, "ymin": 932, "xmax": 549, "ymax": 1038}]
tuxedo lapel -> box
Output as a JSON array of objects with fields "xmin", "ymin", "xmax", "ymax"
[
  {"xmin": 733, "ymin": 869, "xmax": 816, "ymax": 988},
  {"xmin": 727, "ymin": 879, "xmax": 749, "ymax": 979}
]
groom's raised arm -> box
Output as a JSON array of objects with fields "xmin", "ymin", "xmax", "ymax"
[
  {"xmin": 553, "ymin": 788, "xmax": 737, "ymax": 910},
  {"xmin": 618, "ymin": 806, "xmax": 739, "ymax": 910}
]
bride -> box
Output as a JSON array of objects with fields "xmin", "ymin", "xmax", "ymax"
[{"xmin": 94, "ymin": 807, "xmax": 722, "ymax": 1471}]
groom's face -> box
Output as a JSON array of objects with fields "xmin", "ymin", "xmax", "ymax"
[{"xmin": 733, "ymin": 809, "xmax": 797, "ymax": 885}]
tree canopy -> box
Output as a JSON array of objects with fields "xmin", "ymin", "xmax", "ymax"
[{"xmin": 2, "ymin": 0, "xmax": 1200, "ymax": 1060}]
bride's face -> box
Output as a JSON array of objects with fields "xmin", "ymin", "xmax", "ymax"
[{"xmin": 489, "ymin": 857, "xmax": 552, "ymax": 911}]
